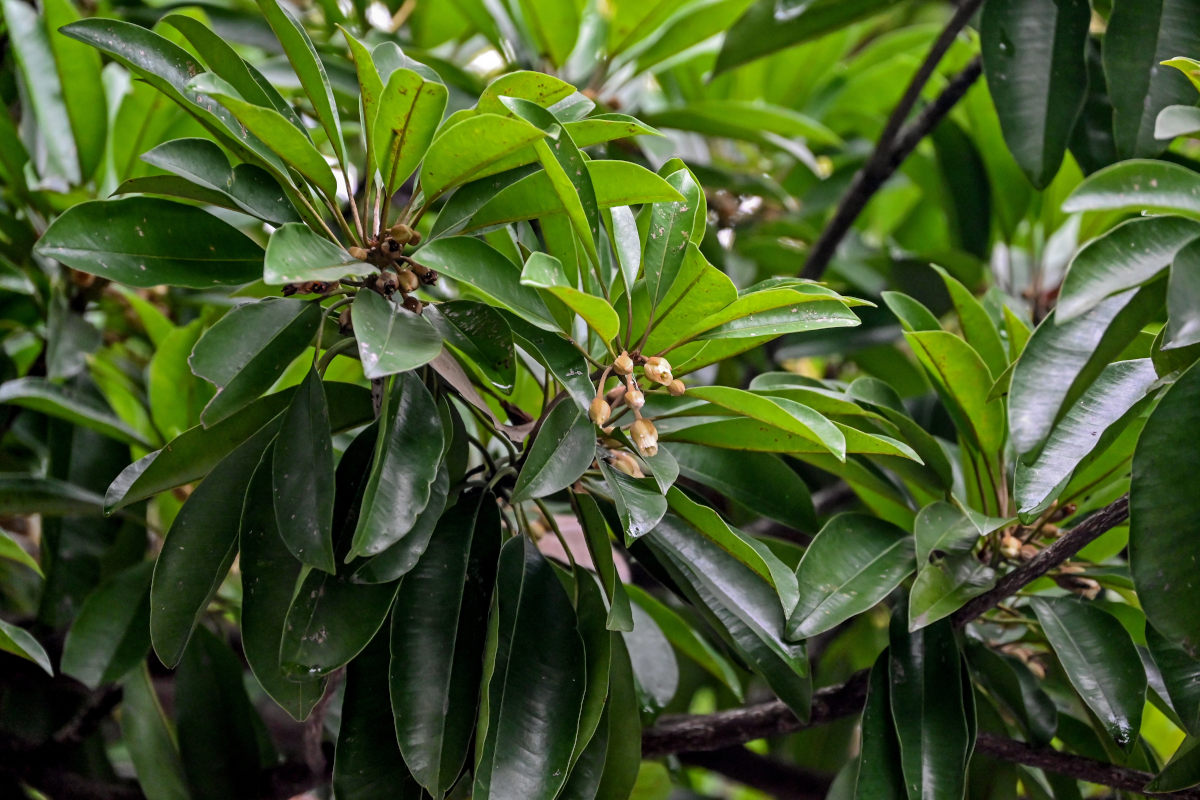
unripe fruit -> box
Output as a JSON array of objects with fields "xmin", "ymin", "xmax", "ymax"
[
  {"xmin": 589, "ymin": 396, "xmax": 611, "ymax": 426},
  {"xmin": 668, "ymin": 379, "xmax": 686, "ymax": 396},
  {"xmin": 644, "ymin": 356, "xmax": 673, "ymax": 385},
  {"xmin": 613, "ymin": 353, "xmax": 634, "ymax": 375},
  {"xmin": 630, "ymin": 418, "xmax": 658, "ymax": 457}
]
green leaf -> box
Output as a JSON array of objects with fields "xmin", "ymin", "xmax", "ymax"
[
  {"xmin": 1164, "ymin": 55, "xmax": 1200, "ymax": 92},
  {"xmin": 520, "ymin": 253, "xmax": 619, "ymax": 341},
  {"xmin": 686, "ymin": 385, "xmax": 846, "ymax": 460},
  {"xmin": 908, "ymin": 553, "xmax": 996, "ymax": 631},
  {"xmin": 175, "ymin": 627, "xmax": 263, "ymax": 800},
  {"xmin": 1132, "ymin": 359, "xmax": 1200, "ymax": 656},
  {"xmin": 352, "ymin": 290, "xmax": 443, "ymax": 380},
  {"xmin": 149, "ymin": 321, "xmax": 208, "ymax": 441},
  {"xmin": 421, "ymin": 113, "xmax": 546, "ymax": 201},
  {"xmin": 504, "ymin": 313, "xmax": 596, "ymax": 410},
  {"xmin": 0, "ymin": 377, "xmax": 149, "ymax": 447},
  {"xmin": 35, "ymin": 197, "xmax": 263, "ymax": 289},
  {"xmin": 0, "ymin": 528, "xmax": 41, "ymax": 576},
  {"xmin": 349, "ymin": 466, "xmax": 450, "ymax": 585},
  {"xmin": 476, "ymin": 71, "xmax": 575, "ymax": 117},
  {"xmin": 980, "ymin": 0, "xmax": 1090, "ymax": 188},
  {"xmin": 515, "ymin": 0, "xmax": 579, "ymax": 65},
  {"xmin": 787, "ymin": 514, "xmax": 915, "ymax": 639},
  {"xmin": 645, "ymin": 168, "xmax": 702, "ymax": 307},
  {"xmin": 1009, "ymin": 286, "xmax": 1161, "ymax": 459},
  {"xmin": 643, "ymin": 512, "xmax": 811, "ymax": 719},
  {"xmin": 714, "ymin": 0, "xmax": 897, "ymax": 74},
  {"xmin": 575, "ymin": 492, "xmax": 633, "ymax": 632},
  {"xmin": 150, "ymin": 421, "xmax": 278, "ymax": 667},
  {"xmin": 280, "ymin": 568, "xmax": 399, "ymax": 678},
  {"xmin": 693, "ymin": 296, "xmax": 860, "ymax": 340},
  {"xmin": 1057, "ymin": 216, "xmax": 1200, "ymax": 322},
  {"xmin": 1157, "ymin": 104, "xmax": 1200, "ymax": 139},
  {"xmin": 335, "ymin": 633, "xmax": 425, "ymax": 800},
  {"xmin": 1062, "ymin": 159, "xmax": 1200, "ymax": 220},
  {"xmin": 598, "ymin": 459, "xmax": 668, "ymax": 540},
  {"xmin": 882, "ymin": 291, "xmax": 942, "ymax": 333},
  {"xmin": 374, "ymin": 68, "xmax": 448, "ymax": 195},
  {"xmin": 932, "ymin": 266, "xmax": 1008, "ymax": 378},
  {"xmin": 475, "ymin": 536, "xmax": 586, "ymax": 800},
  {"xmin": 606, "ymin": 0, "xmax": 681, "ymax": 57},
  {"xmin": 1031, "ymin": 596, "xmax": 1146, "ymax": 748},
  {"xmin": 966, "ymin": 641, "xmax": 1058, "ymax": 747},
  {"xmin": 904, "ymin": 330, "xmax": 1005, "ymax": 455},
  {"xmin": 512, "ymin": 399, "xmax": 596, "ymax": 502},
  {"xmin": 61, "ymin": 562, "xmax": 152, "ymax": 688},
  {"xmin": 189, "ymin": 297, "xmax": 321, "ymax": 426},
  {"xmin": 1148, "ymin": 625, "xmax": 1200, "ymax": 735},
  {"xmin": 141, "ymin": 138, "xmax": 299, "ymax": 225},
  {"xmin": 350, "ymin": 372, "xmax": 444, "ymax": 558},
  {"xmin": 1102, "ymin": 0, "xmax": 1200, "ymax": 158},
  {"xmin": 670, "ymin": 442, "xmax": 816, "ymax": 531},
  {"xmin": 1168, "ymin": 237, "xmax": 1200, "ymax": 348},
  {"xmin": 621, "ymin": 602, "xmax": 678, "ymax": 715},
  {"xmin": 643, "ymin": 101, "xmax": 840, "ymax": 149},
  {"xmin": 264, "ymin": 223, "xmax": 361, "ymax": 285},
  {"xmin": 1148, "ymin": 736, "xmax": 1200, "ymax": 792},
  {"xmin": 340, "ymin": 26, "xmax": 383, "ymax": 134},
  {"xmin": 570, "ymin": 573, "xmax": 614, "ymax": 771},
  {"xmin": 273, "ymin": 369, "xmax": 336, "ymax": 572},
  {"xmin": 0, "ymin": 476, "xmax": 105, "ymax": 517},
  {"xmin": 1015, "ymin": 359, "xmax": 1158, "ymax": 518},
  {"xmin": 240, "ymin": 453, "xmax": 327, "ymax": 721},
  {"xmin": 0, "ymin": 618, "xmax": 52, "ymax": 675},
  {"xmin": 417, "ymin": 237, "xmax": 555, "ymax": 329},
  {"xmin": 630, "ymin": 0, "xmax": 757, "ymax": 74},
  {"xmin": 854, "ymin": 652, "xmax": 906, "ymax": 800},
  {"xmin": 566, "ymin": 634, "xmax": 641, "ymax": 800},
  {"xmin": 888, "ymin": 607, "xmax": 971, "ymax": 800},
  {"xmin": 120, "ymin": 664, "xmax": 190, "ymax": 800},
  {"xmin": 391, "ymin": 489, "xmax": 499, "ymax": 796},
  {"xmin": 425, "ymin": 301, "xmax": 516, "ymax": 390},
  {"xmin": 253, "ymin": 0, "xmax": 345, "ymax": 164},
  {"xmin": 914, "ymin": 502, "xmax": 1009, "ymax": 565},
  {"xmin": 43, "ymin": 0, "xmax": 106, "ymax": 180}
]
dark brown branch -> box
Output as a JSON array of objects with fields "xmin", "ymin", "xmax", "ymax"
[
  {"xmin": 678, "ymin": 747, "xmax": 830, "ymax": 799},
  {"xmin": 976, "ymin": 732, "xmax": 1200, "ymax": 799},
  {"xmin": 952, "ymin": 494, "xmax": 1130, "ymax": 627},
  {"xmin": 801, "ymin": 3, "xmax": 985, "ymax": 283}
]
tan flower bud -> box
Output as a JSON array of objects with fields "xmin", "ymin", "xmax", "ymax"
[
  {"xmin": 348, "ymin": 245, "xmax": 369, "ymax": 261},
  {"xmin": 644, "ymin": 356, "xmax": 673, "ymax": 385},
  {"xmin": 609, "ymin": 450, "xmax": 644, "ymax": 478},
  {"xmin": 626, "ymin": 388, "xmax": 645, "ymax": 410},
  {"xmin": 397, "ymin": 269, "xmax": 420, "ymax": 293},
  {"xmin": 1019, "ymin": 543, "xmax": 1038, "ymax": 561},
  {"xmin": 667, "ymin": 379, "xmax": 686, "ymax": 396},
  {"xmin": 589, "ymin": 396, "xmax": 611, "ymax": 426},
  {"xmin": 387, "ymin": 222, "xmax": 415, "ymax": 244},
  {"xmin": 613, "ymin": 352, "xmax": 634, "ymax": 375},
  {"xmin": 630, "ymin": 418, "xmax": 658, "ymax": 458},
  {"xmin": 999, "ymin": 534, "xmax": 1021, "ymax": 559}
]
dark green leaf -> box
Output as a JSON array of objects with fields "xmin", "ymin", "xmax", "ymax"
[
  {"xmin": 599, "ymin": 458, "xmax": 668, "ymax": 541},
  {"xmin": 575, "ymin": 492, "xmax": 634, "ymax": 632},
  {"xmin": 1167, "ymin": 237, "xmax": 1200, "ymax": 348},
  {"xmin": 1031, "ymin": 596, "xmax": 1146, "ymax": 747},
  {"xmin": 671, "ymin": 442, "xmax": 816, "ymax": 531},
  {"xmin": 120, "ymin": 664, "xmax": 190, "ymax": 800},
  {"xmin": 0, "ymin": 377, "xmax": 149, "ymax": 447},
  {"xmin": 627, "ymin": 585, "xmax": 743, "ymax": 699},
  {"xmin": 1147, "ymin": 736, "xmax": 1200, "ymax": 792},
  {"xmin": 416, "ymin": 237, "xmax": 555, "ymax": 329},
  {"xmin": 349, "ymin": 465, "xmax": 449, "ymax": 584},
  {"xmin": 914, "ymin": 502, "xmax": 1009, "ymax": 565},
  {"xmin": 352, "ymin": 289, "xmax": 443, "ymax": 380},
  {"xmin": 1062, "ymin": 159, "xmax": 1200, "ymax": 219},
  {"xmin": 272, "ymin": 368, "xmax": 336, "ymax": 572},
  {"xmin": 264, "ymin": 223, "xmax": 361, "ymax": 285},
  {"xmin": 0, "ymin": 618, "xmax": 52, "ymax": 675},
  {"xmin": 854, "ymin": 652, "xmax": 906, "ymax": 800},
  {"xmin": 966, "ymin": 641, "xmax": 1058, "ymax": 746},
  {"xmin": 0, "ymin": 475, "xmax": 106, "ymax": 517},
  {"xmin": 512, "ymin": 400, "xmax": 596, "ymax": 502},
  {"xmin": 425, "ymin": 301, "xmax": 516, "ymax": 390},
  {"xmin": 61, "ymin": 561, "xmax": 151, "ymax": 688},
  {"xmin": 279, "ymin": 569, "xmax": 399, "ymax": 678},
  {"xmin": 909, "ymin": 553, "xmax": 996, "ymax": 631},
  {"xmin": 1147, "ymin": 625, "xmax": 1200, "ymax": 735}
]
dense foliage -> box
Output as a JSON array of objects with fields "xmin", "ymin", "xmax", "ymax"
[{"xmin": 3, "ymin": 0, "xmax": 1200, "ymax": 798}]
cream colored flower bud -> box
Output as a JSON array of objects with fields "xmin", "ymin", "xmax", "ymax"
[
  {"xmin": 348, "ymin": 245, "xmax": 369, "ymax": 260},
  {"xmin": 397, "ymin": 269, "xmax": 420, "ymax": 293},
  {"xmin": 999, "ymin": 534, "xmax": 1021, "ymax": 560},
  {"xmin": 589, "ymin": 396, "xmax": 611, "ymax": 426},
  {"xmin": 613, "ymin": 352, "xmax": 634, "ymax": 375},
  {"xmin": 626, "ymin": 388, "xmax": 645, "ymax": 410},
  {"xmin": 609, "ymin": 450, "xmax": 644, "ymax": 478},
  {"xmin": 644, "ymin": 356, "xmax": 673, "ymax": 385},
  {"xmin": 630, "ymin": 418, "xmax": 658, "ymax": 458},
  {"xmin": 667, "ymin": 379, "xmax": 686, "ymax": 396}
]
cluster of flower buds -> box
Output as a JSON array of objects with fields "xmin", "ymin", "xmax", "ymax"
[
  {"xmin": 282, "ymin": 280, "xmax": 339, "ymax": 297},
  {"xmin": 1055, "ymin": 563, "xmax": 1101, "ymax": 600},
  {"xmin": 590, "ymin": 350, "xmax": 691, "ymax": 467},
  {"xmin": 345, "ymin": 223, "xmax": 437, "ymax": 313}
]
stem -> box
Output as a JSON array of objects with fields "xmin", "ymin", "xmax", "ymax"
[
  {"xmin": 317, "ymin": 338, "xmax": 358, "ymax": 374},
  {"xmin": 535, "ymin": 498, "xmax": 578, "ymax": 574}
]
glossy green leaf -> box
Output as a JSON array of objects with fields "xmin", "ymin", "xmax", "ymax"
[
  {"xmin": 1057, "ymin": 216, "xmax": 1200, "ymax": 322},
  {"xmin": 425, "ymin": 301, "xmax": 516, "ymax": 390},
  {"xmin": 571, "ymin": 572, "xmax": 614, "ymax": 773},
  {"xmin": 421, "ymin": 113, "xmax": 546, "ymax": 201},
  {"xmin": 0, "ymin": 618, "xmax": 52, "ymax": 675},
  {"xmin": 787, "ymin": 514, "xmax": 914, "ymax": 639},
  {"xmin": 1062, "ymin": 159, "xmax": 1200, "ymax": 219},
  {"xmin": 521, "ymin": 253, "xmax": 620, "ymax": 341},
  {"xmin": 43, "ymin": 0, "xmax": 106, "ymax": 180},
  {"xmin": 905, "ymin": 330, "xmax": 1005, "ymax": 454},
  {"xmin": 120, "ymin": 664, "xmax": 190, "ymax": 800},
  {"xmin": 350, "ymin": 372, "xmax": 444, "ymax": 558},
  {"xmin": 417, "ymin": 237, "xmax": 555, "ymax": 329},
  {"xmin": 670, "ymin": 442, "xmax": 816, "ymax": 531},
  {"xmin": 598, "ymin": 458, "xmax": 668, "ymax": 540},
  {"xmin": 1167, "ymin": 237, "xmax": 1200, "ymax": 348},
  {"xmin": 981, "ymin": 0, "xmax": 1090, "ymax": 188},
  {"xmin": 1148, "ymin": 736, "xmax": 1200, "ymax": 792},
  {"xmin": 504, "ymin": 313, "xmax": 596, "ymax": 409},
  {"xmin": 1103, "ymin": 0, "xmax": 1200, "ymax": 158},
  {"xmin": 694, "ymin": 297, "xmax": 860, "ymax": 340},
  {"xmin": 914, "ymin": 502, "xmax": 1007, "ymax": 565},
  {"xmin": 150, "ymin": 421, "xmax": 278, "ymax": 667},
  {"xmin": 645, "ymin": 168, "xmax": 702, "ymax": 307},
  {"xmin": 35, "ymin": 197, "xmax": 263, "ymax": 289},
  {"xmin": 1016, "ymin": 359, "xmax": 1158, "ymax": 518},
  {"xmin": 61, "ymin": 562, "xmax": 152, "ymax": 688},
  {"xmin": 350, "ymin": 465, "xmax": 449, "ymax": 585},
  {"xmin": 272, "ymin": 369, "xmax": 336, "ymax": 572},
  {"xmin": 908, "ymin": 553, "xmax": 996, "ymax": 631},
  {"xmin": 1148, "ymin": 625, "xmax": 1200, "ymax": 735},
  {"xmin": 575, "ymin": 492, "xmax": 633, "ymax": 632},
  {"xmin": 391, "ymin": 489, "xmax": 499, "ymax": 796},
  {"xmin": 888, "ymin": 607, "xmax": 971, "ymax": 800},
  {"xmin": 644, "ymin": 101, "xmax": 840, "ymax": 149},
  {"xmin": 1031, "ymin": 596, "xmax": 1146, "ymax": 747},
  {"xmin": 512, "ymin": 399, "xmax": 596, "ymax": 502},
  {"xmin": 175, "ymin": 627, "xmax": 263, "ymax": 800},
  {"xmin": 882, "ymin": 291, "xmax": 942, "ymax": 333},
  {"xmin": 1132, "ymin": 359, "xmax": 1200, "ymax": 655},
  {"xmin": 567, "ymin": 634, "xmax": 641, "ymax": 800},
  {"xmin": 476, "ymin": 71, "xmax": 574, "ymax": 117},
  {"xmin": 0, "ymin": 377, "xmax": 149, "ymax": 447},
  {"xmin": 189, "ymin": 297, "xmax": 321, "ymax": 425},
  {"xmin": 254, "ymin": 0, "xmax": 345, "ymax": 164},
  {"xmin": 966, "ymin": 641, "xmax": 1058, "ymax": 747},
  {"xmin": 240, "ymin": 453, "xmax": 326, "ymax": 721},
  {"xmin": 336, "ymin": 635, "xmax": 425, "ymax": 800},
  {"xmin": 475, "ymin": 536, "xmax": 586, "ymax": 800},
  {"xmin": 854, "ymin": 651, "xmax": 906, "ymax": 800},
  {"xmin": 0, "ymin": 476, "xmax": 105, "ymax": 517},
  {"xmin": 621, "ymin": 602, "xmax": 679, "ymax": 715},
  {"xmin": 352, "ymin": 289, "xmax": 443, "ymax": 380},
  {"xmin": 264, "ymin": 223, "xmax": 361, "ymax": 285},
  {"xmin": 686, "ymin": 385, "xmax": 846, "ymax": 460},
  {"xmin": 374, "ymin": 68, "xmax": 448, "ymax": 195},
  {"xmin": 932, "ymin": 266, "xmax": 1008, "ymax": 378}
]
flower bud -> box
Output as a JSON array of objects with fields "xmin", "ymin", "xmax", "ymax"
[
  {"xmin": 613, "ymin": 353, "xmax": 634, "ymax": 375},
  {"xmin": 348, "ymin": 245, "xmax": 369, "ymax": 260},
  {"xmin": 644, "ymin": 356, "xmax": 673, "ymax": 385},
  {"xmin": 1018, "ymin": 543, "xmax": 1038, "ymax": 561},
  {"xmin": 397, "ymin": 269, "xmax": 420, "ymax": 293},
  {"xmin": 626, "ymin": 388, "xmax": 645, "ymax": 410},
  {"xmin": 388, "ymin": 222, "xmax": 416, "ymax": 244},
  {"xmin": 630, "ymin": 418, "xmax": 658, "ymax": 457},
  {"xmin": 667, "ymin": 379, "xmax": 686, "ymax": 396},
  {"xmin": 999, "ymin": 534, "xmax": 1021, "ymax": 560},
  {"xmin": 609, "ymin": 450, "xmax": 644, "ymax": 478},
  {"xmin": 589, "ymin": 396, "xmax": 611, "ymax": 426}
]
